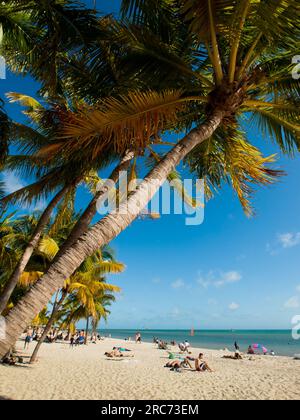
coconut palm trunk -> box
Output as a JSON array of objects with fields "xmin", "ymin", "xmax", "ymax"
[
  {"xmin": 85, "ymin": 317, "xmax": 90, "ymax": 345},
  {"xmin": 0, "ymin": 185, "xmax": 70, "ymax": 314},
  {"xmin": 0, "ymin": 110, "xmax": 224, "ymax": 358},
  {"xmin": 29, "ymin": 290, "xmax": 67, "ymax": 364},
  {"xmin": 58, "ymin": 151, "xmax": 134, "ymax": 252}
]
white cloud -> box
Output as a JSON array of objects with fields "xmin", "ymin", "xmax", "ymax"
[
  {"xmin": 284, "ymin": 296, "xmax": 300, "ymax": 309},
  {"xmin": 3, "ymin": 172, "xmax": 24, "ymax": 194},
  {"xmin": 171, "ymin": 279, "xmax": 185, "ymax": 289},
  {"xmin": 229, "ymin": 302, "xmax": 240, "ymax": 311},
  {"xmin": 2, "ymin": 172, "xmax": 46, "ymax": 212},
  {"xmin": 152, "ymin": 277, "xmax": 161, "ymax": 284},
  {"xmin": 197, "ymin": 270, "xmax": 242, "ymax": 288},
  {"xmin": 278, "ymin": 232, "xmax": 300, "ymax": 249},
  {"xmin": 215, "ymin": 271, "xmax": 242, "ymax": 288}
]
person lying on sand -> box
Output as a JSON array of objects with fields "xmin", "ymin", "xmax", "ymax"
[
  {"xmin": 113, "ymin": 347, "xmax": 132, "ymax": 352},
  {"xmin": 195, "ymin": 354, "xmax": 214, "ymax": 372},
  {"xmin": 105, "ymin": 349, "xmax": 134, "ymax": 358},
  {"xmin": 223, "ymin": 351, "xmax": 243, "ymax": 360},
  {"xmin": 2, "ymin": 355, "xmax": 17, "ymax": 366},
  {"xmin": 165, "ymin": 358, "xmax": 193, "ymax": 371}
]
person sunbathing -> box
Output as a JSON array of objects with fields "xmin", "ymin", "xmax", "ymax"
[
  {"xmin": 158, "ymin": 341, "xmax": 168, "ymax": 350},
  {"xmin": 223, "ymin": 351, "xmax": 243, "ymax": 360},
  {"xmin": 113, "ymin": 347, "xmax": 132, "ymax": 352},
  {"xmin": 195, "ymin": 354, "xmax": 213, "ymax": 372},
  {"xmin": 165, "ymin": 358, "xmax": 193, "ymax": 371},
  {"xmin": 105, "ymin": 349, "xmax": 134, "ymax": 358}
]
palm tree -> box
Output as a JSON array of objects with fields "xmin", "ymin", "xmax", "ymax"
[
  {"xmin": 1, "ymin": 0, "xmax": 100, "ymax": 97},
  {"xmin": 1, "ymin": 0, "xmax": 300, "ymax": 357},
  {"xmin": 91, "ymin": 293, "xmax": 115, "ymax": 338},
  {"xmin": 0, "ymin": 196, "xmax": 123, "ymax": 361},
  {"xmin": 0, "ymin": 95, "xmax": 80, "ymax": 313},
  {"xmin": 0, "ymin": 210, "xmax": 69, "ymax": 312},
  {"xmin": 29, "ymin": 248, "xmax": 122, "ymax": 363},
  {"xmin": 0, "ymin": 90, "xmax": 130, "ymax": 313}
]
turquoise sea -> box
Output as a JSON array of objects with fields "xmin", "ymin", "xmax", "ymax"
[{"xmin": 98, "ymin": 329, "xmax": 300, "ymax": 357}]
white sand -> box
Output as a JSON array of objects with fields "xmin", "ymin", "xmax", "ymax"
[{"xmin": 1, "ymin": 338, "xmax": 300, "ymax": 400}]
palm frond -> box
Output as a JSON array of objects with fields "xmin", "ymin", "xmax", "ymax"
[
  {"xmin": 6, "ymin": 92, "xmax": 42, "ymax": 109},
  {"xmin": 186, "ymin": 127, "xmax": 283, "ymax": 216},
  {"xmin": 37, "ymin": 237, "xmax": 59, "ymax": 261},
  {"xmin": 92, "ymin": 261, "xmax": 125, "ymax": 276},
  {"xmin": 19, "ymin": 271, "xmax": 43, "ymax": 287},
  {"xmin": 249, "ymin": 108, "xmax": 300, "ymax": 156},
  {"xmin": 55, "ymin": 90, "xmax": 204, "ymax": 157}
]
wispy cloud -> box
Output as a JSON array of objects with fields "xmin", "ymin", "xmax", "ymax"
[
  {"xmin": 278, "ymin": 232, "xmax": 300, "ymax": 249},
  {"xmin": 3, "ymin": 172, "xmax": 24, "ymax": 194},
  {"xmin": 171, "ymin": 279, "xmax": 185, "ymax": 289},
  {"xmin": 197, "ymin": 270, "xmax": 242, "ymax": 289},
  {"xmin": 284, "ymin": 296, "xmax": 300, "ymax": 309},
  {"xmin": 2, "ymin": 172, "xmax": 46, "ymax": 212},
  {"xmin": 229, "ymin": 302, "xmax": 240, "ymax": 311},
  {"xmin": 283, "ymin": 284, "xmax": 300, "ymax": 310},
  {"xmin": 267, "ymin": 232, "xmax": 300, "ymax": 255}
]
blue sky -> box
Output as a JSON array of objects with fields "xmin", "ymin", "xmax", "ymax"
[{"xmin": 1, "ymin": 0, "xmax": 300, "ymax": 330}]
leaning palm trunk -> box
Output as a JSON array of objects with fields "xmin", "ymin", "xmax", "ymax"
[
  {"xmin": 0, "ymin": 110, "xmax": 224, "ymax": 358},
  {"xmin": 30, "ymin": 290, "xmax": 67, "ymax": 364},
  {"xmin": 0, "ymin": 185, "xmax": 70, "ymax": 314},
  {"xmin": 58, "ymin": 151, "xmax": 134, "ymax": 252},
  {"xmin": 85, "ymin": 317, "xmax": 90, "ymax": 345}
]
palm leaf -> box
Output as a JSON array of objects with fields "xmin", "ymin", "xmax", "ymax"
[
  {"xmin": 55, "ymin": 90, "xmax": 205, "ymax": 157},
  {"xmin": 19, "ymin": 271, "xmax": 43, "ymax": 287},
  {"xmin": 37, "ymin": 237, "xmax": 59, "ymax": 261},
  {"xmin": 186, "ymin": 127, "xmax": 283, "ymax": 216},
  {"xmin": 92, "ymin": 261, "xmax": 125, "ymax": 276},
  {"xmin": 249, "ymin": 108, "xmax": 300, "ymax": 156},
  {"xmin": 6, "ymin": 92, "xmax": 42, "ymax": 109}
]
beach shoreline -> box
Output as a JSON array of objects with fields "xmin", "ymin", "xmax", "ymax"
[
  {"xmin": 1, "ymin": 337, "xmax": 300, "ymax": 400},
  {"xmin": 98, "ymin": 329, "xmax": 300, "ymax": 358}
]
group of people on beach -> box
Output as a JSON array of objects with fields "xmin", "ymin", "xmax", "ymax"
[
  {"xmin": 165, "ymin": 353, "xmax": 213, "ymax": 373},
  {"xmin": 23, "ymin": 327, "xmax": 106, "ymax": 350}
]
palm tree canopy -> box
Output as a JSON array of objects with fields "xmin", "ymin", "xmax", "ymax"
[{"xmin": 37, "ymin": 0, "xmax": 299, "ymax": 215}]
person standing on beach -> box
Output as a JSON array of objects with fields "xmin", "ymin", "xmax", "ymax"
[
  {"xmin": 24, "ymin": 328, "xmax": 33, "ymax": 350},
  {"xmin": 70, "ymin": 336, "xmax": 75, "ymax": 348},
  {"xmin": 234, "ymin": 341, "xmax": 240, "ymax": 351},
  {"xmin": 135, "ymin": 332, "xmax": 142, "ymax": 344}
]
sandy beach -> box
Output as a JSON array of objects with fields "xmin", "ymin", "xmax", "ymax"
[{"xmin": 1, "ymin": 337, "xmax": 300, "ymax": 400}]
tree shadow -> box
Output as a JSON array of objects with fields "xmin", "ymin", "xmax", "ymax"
[{"xmin": 1, "ymin": 363, "xmax": 31, "ymax": 369}]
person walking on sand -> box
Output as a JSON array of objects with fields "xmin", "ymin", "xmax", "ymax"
[
  {"xmin": 70, "ymin": 335, "xmax": 75, "ymax": 348},
  {"xmin": 135, "ymin": 332, "xmax": 142, "ymax": 344},
  {"xmin": 24, "ymin": 328, "xmax": 33, "ymax": 350}
]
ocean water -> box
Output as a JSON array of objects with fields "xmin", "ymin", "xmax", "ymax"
[{"xmin": 98, "ymin": 329, "xmax": 300, "ymax": 357}]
